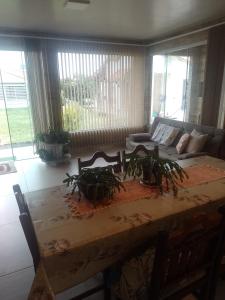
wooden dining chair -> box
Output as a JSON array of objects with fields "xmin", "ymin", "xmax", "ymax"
[
  {"xmin": 19, "ymin": 211, "xmax": 108, "ymax": 299},
  {"xmin": 109, "ymin": 207, "xmax": 225, "ymax": 300},
  {"xmin": 149, "ymin": 206, "xmax": 225, "ymax": 300},
  {"xmin": 122, "ymin": 144, "xmax": 159, "ymax": 172},
  {"xmin": 78, "ymin": 151, "xmax": 122, "ymax": 174},
  {"xmin": 13, "ymin": 184, "xmax": 28, "ymax": 214},
  {"xmin": 19, "ymin": 212, "xmax": 40, "ymax": 272}
]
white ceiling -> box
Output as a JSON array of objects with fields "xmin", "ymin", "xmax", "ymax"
[{"xmin": 0, "ymin": 0, "xmax": 225, "ymax": 42}]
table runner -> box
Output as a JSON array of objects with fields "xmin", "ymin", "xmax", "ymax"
[
  {"xmin": 64, "ymin": 180, "xmax": 159, "ymax": 219},
  {"xmin": 180, "ymin": 164, "xmax": 225, "ymax": 187},
  {"xmin": 64, "ymin": 164, "xmax": 225, "ymax": 219}
]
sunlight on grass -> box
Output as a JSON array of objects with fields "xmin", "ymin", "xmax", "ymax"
[{"xmin": 0, "ymin": 108, "xmax": 34, "ymax": 144}]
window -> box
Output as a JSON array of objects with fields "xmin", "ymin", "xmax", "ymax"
[
  {"xmin": 151, "ymin": 45, "xmax": 207, "ymax": 124},
  {"xmin": 0, "ymin": 83, "xmax": 27, "ymax": 101},
  {"xmin": 58, "ymin": 50, "xmax": 145, "ymax": 132},
  {"xmin": 0, "ymin": 50, "xmax": 34, "ymax": 160}
]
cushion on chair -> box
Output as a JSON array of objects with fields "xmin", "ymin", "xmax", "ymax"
[{"xmin": 111, "ymin": 247, "xmax": 155, "ymax": 300}]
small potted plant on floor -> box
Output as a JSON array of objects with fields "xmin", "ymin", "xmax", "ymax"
[
  {"xmin": 126, "ymin": 154, "xmax": 188, "ymax": 195},
  {"xmin": 35, "ymin": 129, "xmax": 71, "ymax": 165},
  {"xmin": 63, "ymin": 167, "xmax": 125, "ymax": 204}
]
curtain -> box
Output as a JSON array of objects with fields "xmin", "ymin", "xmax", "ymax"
[
  {"xmin": 56, "ymin": 43, "xmax": 145, "ymax": 149},
  {"xmin": 24, "ymin": 39, "xmax": 62, "ymax": 136},
  {"xmin": 24, "ymin": 38, "xmax": 145, "ymax": 151}
]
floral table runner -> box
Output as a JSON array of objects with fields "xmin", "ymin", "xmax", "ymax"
[
  {"xmin": 64, "ymin": 180, "xmax": 159, "ymax": 219},
  {"xmin": 64, "ymin": 164, "xmax": 225, "ymax": 219},
  {"xmin": 180, "ymin": 163, "xmax": 225, "ymax": 187}
]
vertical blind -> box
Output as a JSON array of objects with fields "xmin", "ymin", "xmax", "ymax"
[
  {"xmin": 24, "ymin": 39, "xmax": 146, "ymax": 151},
  {"xmin": 57, "ymin": 47, "xmax": 145, "ymax": 139}
]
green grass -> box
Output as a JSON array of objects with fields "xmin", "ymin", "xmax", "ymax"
[
  {"xmin": 0, "ymin": 107, "xmax": 34, "ymax": 144},
  {"xmin": 62, "ymin": 103, "xmax": 123, "ymax": 132}
]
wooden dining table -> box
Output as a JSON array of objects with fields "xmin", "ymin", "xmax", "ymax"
[{"xmin": 26, "ymin": 155, "xmax": 225, "ymax": 299}]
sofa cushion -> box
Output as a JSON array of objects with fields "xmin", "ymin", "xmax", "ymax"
[
  {"xmin": 152, "ymin": 123, "xmax": 180, "ymax": 146},
  {"xmin": 152, "ymin": 123, "xmax": 166, "ymax": 143},
  {"xmin": 160, "ymin": 126, "xmax": 180, "ymax": 146},
  {"xmin": 159, "ymin": 145, "xmax": 178, "ymax": 159},
  {"xmin": 178, "ymin": 152, "xmax": 208, "ymax": 160},
  {"xmin": 186, "ymin": 130, "xmax": 208, "ymax": 153},
  {"xmin": 176, "ymin": 133, "xmax": 190, "ymax": 154}
]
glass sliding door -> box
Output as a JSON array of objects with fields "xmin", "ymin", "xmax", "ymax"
[
  {"xmin": 151, "ymin": 45, "xmax": 206, "ymax": 124},
  {"xmin": 0, "ymin": 51, "xmax": 34, "ymax": 160},
  {"xmin": 164, "ymin": 52, "xmax": 190, "ymax": 121},
  {"xmin": 150, "ymin": 55, "xmax": 167, "ymax": 123},
  {"xmin": 0, "ymin": 80, "xmax": 13, "ymax": 161}
]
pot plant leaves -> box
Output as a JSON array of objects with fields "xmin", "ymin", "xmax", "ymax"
[
  {"xmin": 125, "ymin": 154, "xmax": 188, "ymax": 196},
  {"xmin": 63, "ymin": 166, "xmax": 125, "ymax": 204}
]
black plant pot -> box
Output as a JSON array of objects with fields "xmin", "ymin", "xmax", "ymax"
[
  {"xmin": 80, "ymin": 183, "xmax": 108, "ymax": 203},
  {"xmin": 142, "ymin": 163, "xmax": 159, "ymax": 186}
]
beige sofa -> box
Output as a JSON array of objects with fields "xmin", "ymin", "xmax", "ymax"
[{"xmin": 126, "ymin": 117, "xmax": 225, "ymax": 160}]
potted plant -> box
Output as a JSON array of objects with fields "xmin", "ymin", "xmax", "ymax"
[
  {"xmin": 35, "ymin": 129, "xmax": 70, "ymax": 163},
  {"xmin": 63, "ymin": 167, "xmax": 125, "ymax": 204},
  {"xmin": 126, "ymin": 154, "xmax": 188, "ymax": 195}
]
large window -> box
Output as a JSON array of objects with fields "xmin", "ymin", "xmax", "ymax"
[
  {"xmin": 58, "ymin": 50, "xmax": 144, "ymax": 132},
  {"xmin": 151, "ymin": 45, "xmax": 206, "ymax": 124},
  {"xmin": 0, "ymin": 50, "xmax": 34, "ymax": 160}
]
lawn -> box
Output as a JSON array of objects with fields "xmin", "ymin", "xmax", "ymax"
[{"xmin": 0, "ymin": 107, "xmax": 34, "ymax": 145}]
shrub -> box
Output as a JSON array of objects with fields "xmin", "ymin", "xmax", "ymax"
[{"xmin": 62, "ymin": 102, "xmax": 81, "ymax": 131}]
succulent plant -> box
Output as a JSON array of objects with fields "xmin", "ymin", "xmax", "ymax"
[
  {"xmin": 125, "ymin": 154, "xmax": 188, "ymax": 196},
  {"xmin": 35, "ymin": 129, "xmax": 70, "ymax": 144},
  {"xmin": 63, "ymin": 166, "xmax": 125, "ymax": 203}
]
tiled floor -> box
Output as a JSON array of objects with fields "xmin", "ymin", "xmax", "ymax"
[
  {"xmin": 0, "ymin": 152, "xmax": 119, "ymax": 300},
  {"xmin": 0, "ymin": 155, "xmax": 225, "ymax": 299}
]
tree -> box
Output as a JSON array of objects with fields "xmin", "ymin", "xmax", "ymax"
[{"xmin": 60, "ymin": 75, "xmax": 96, "ymax": 106}]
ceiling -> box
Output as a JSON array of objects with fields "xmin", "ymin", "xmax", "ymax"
[{"xmin": 1, "ymin": 0, "xmax": 225, "ymax": 42}]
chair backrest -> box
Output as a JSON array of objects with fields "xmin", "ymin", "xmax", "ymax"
[
  {"xmin": 13, "ymin": 184, "xmax": 28, "ymax": 214},
  {"xmin": 150, "ymin": 206, "xmax": 225, "ymax": 299},
  {"xmin": 19, "ymin": 213, "xmax": 40, "ymax": 272},
  {"xmin": 122, "ymin": 145, "xmax": 159, "ymax": 172},
  {"xmin": 78, "ymin": 151, "xmax": 122, "ymax": 174}
]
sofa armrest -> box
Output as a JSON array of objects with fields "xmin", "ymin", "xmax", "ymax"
[
  {"xmin": 219, "ymin": 142, "xmax": 225, "ymax": 159},
  {"xmin": 178, "ymin": 152, "xmax": 208, "ymax": 160},
  {"xmin": 128, "ymin": 133, "xmax": 151, "ymax": 143}
]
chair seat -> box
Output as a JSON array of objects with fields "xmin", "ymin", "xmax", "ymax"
[
  {"xmin": 161, "ymin": 270, "xmax": 206, "ymax": 299},
  {"xmin": 110, "ymin": 246, "xmax": 156, "ymax": 300},
  {"xmin": 182, "ymin": 295, "xmax": 198, "ymax": 300}
]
